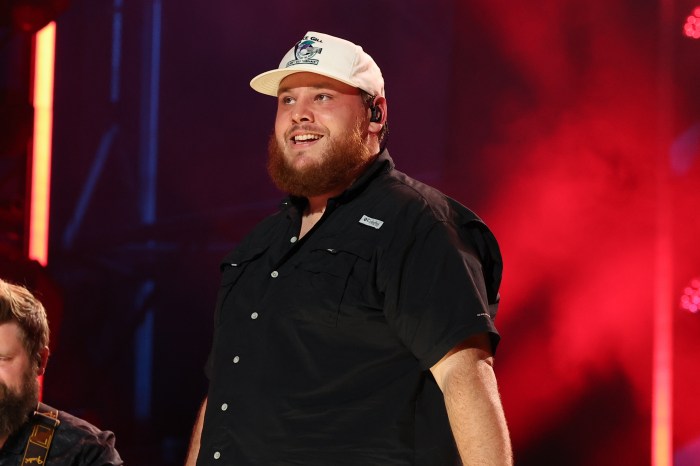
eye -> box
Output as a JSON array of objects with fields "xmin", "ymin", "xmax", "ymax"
[
  {"xmin": 279, "ymin": 95, "xmax": 295, "ymax": 105},
  {"xmin": 316, "ymin": 93, "xmax": 332, "ymax": 102}
]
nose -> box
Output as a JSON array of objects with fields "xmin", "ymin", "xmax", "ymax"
[{"xmin": 291, "ymin": 99, "xmax": 313, "ymax": 123}]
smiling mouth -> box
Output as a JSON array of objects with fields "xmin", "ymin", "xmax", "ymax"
[{"xmin": 292, "ymin": 134, "xmax": 322, "ymax": 144}]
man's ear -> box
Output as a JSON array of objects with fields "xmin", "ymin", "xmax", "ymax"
[
  {"xmin": 368, "ymin": 96, "xmax": 387, "ymax": 134},
  {"xmin": 36, "ymin": 346, "xmax": 50, "ymax": 377}
]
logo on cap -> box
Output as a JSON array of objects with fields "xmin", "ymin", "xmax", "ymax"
[{"xmin": 286, "ymin": 39, "xmax": 323, "ymax": 68}]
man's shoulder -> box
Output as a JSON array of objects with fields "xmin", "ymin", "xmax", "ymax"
[
  {"xmin": 48, "ymin": 407, "xmax": 123, "ymax": 465},
  {"xmin": 0, "ymin": 405, "xmax": 123, "ymax": 466},
  {"xmin": 55, "ymin": 409, "xmax": 112, "ymax": 440},
  {"xmin": 373, "ymin": 168, "xmax": 482, "ymax": 225}
]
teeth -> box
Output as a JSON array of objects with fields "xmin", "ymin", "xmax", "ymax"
[{"xmin": 293, "ymin": 134, "xmax": 321, "ymax": 142}]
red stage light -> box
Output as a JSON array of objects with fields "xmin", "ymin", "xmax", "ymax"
[
  {"xmin": 684, "ymin": 7, "xmax": 700, "ymax": 39},
  {"xmin": 680, "ymin": 278, "xmax": 700, "ymax": 313}
]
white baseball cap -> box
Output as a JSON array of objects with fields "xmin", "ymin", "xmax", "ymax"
[{"xmin": 250, "ymin": 31, "xmax": 385, "ymax": 98}]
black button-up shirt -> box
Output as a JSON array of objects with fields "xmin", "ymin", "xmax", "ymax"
[
  {"xmin": 0, "ymin": 405, "xmax": 123, "ymax": 465},
  {"xmin": 198, "ymin": 150, "xmax": 502, "ymax": 465}
]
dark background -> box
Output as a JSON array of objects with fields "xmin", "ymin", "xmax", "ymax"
[{"xmin": 2, "ymin": 0, "xmax": 700, "ymax": 464}]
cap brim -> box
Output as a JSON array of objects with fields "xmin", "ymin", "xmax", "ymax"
[{"xmin": 250, "ymin": 66, "xmax": 368, "ymax": 97}]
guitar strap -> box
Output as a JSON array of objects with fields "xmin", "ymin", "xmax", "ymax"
[{"xmin": 21, "ymin": 402, "xmax": 60, "ymax": 465}]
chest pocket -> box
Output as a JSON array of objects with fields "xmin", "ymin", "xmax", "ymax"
[
  {"xmin": 214, "ymin": 245, "xmax": 268, "ymax": 325},
  {"xmin": 292, "ymin": 238, "xmax": 374, "ymax": 326}
]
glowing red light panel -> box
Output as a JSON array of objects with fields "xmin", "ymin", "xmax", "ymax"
[
  {"xmin": 684, "ymin": 7, "xmax": 700, "ymax": 38},
  {"xmin": 680, "ymin": 278, "xmax": 700, "ymax": 313}
]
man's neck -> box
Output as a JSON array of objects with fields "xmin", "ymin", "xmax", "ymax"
[
  {"xmin": 305, "ymin": 195, "xmax": 330, "ymax": 216},
  {"xmin": 299, "ymin": 194, "xmax": 333, "ymax": 239},
  {"xmin": 0, "ymin": 433, "xmax": 8, "ymax": 449}
]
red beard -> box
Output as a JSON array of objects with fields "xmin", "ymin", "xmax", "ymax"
[{"xmin": 267, "ymin": 118, "xmax": 373, "ymax": 198}]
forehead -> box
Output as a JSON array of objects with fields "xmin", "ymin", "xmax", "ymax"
[
  {"xmin": 277, "ymin": 72, "xmax": 361, "ymax": 96},
  {"xmin": 0, "ymin": 321, "xmax": 25, "ymax": 353}
]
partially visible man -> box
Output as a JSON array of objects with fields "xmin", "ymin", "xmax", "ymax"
[
  {"xmin": 0, "ymin": 278, "xmax": 123, "ymax": 465},
  {"xmin": 187, "ymin": 31, "xmax": 512, "ymax": 465}
]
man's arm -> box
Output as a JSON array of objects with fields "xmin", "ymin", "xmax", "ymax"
[
  {"xmin": 430, "ymin": 333, "xmax": 513, "ymax": 465},
  {"xmin": 184, "ymin": 397, "xmax": 207, "ymax": 466}
]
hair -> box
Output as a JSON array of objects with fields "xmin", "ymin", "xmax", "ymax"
[
  {"xmin": 0, "ymin": 278, "xmax": 49, "ymax": 367},
  {"xmin": 360, "ymin": 90, "xmax": 389, "ymax": 150}
]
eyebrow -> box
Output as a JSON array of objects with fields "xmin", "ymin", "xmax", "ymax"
[{"xmin": 277, "ymin": 81, "xmax": 354, "ymax": 96}]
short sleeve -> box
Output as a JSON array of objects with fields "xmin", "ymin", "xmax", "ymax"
[
  {"xmin": 79, "ymin": 429, "xmax": 123, "ymax": 466},
  {"xmin": 381, "ymin": 218, "xmax": 501, "ymax": 369}
]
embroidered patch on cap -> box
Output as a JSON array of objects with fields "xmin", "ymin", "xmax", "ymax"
[
  {"xmin": 359, "ymin": 215, "xmax": 384, "ymax": 229},
  {"xmin": 286, "ymin": 38, "xmax": 323, "ymax": 67}
]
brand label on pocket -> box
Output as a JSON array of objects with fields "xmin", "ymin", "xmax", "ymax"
[{"xmin": 359, "ymin": 215, "xmax": 384, "ymax": 229}]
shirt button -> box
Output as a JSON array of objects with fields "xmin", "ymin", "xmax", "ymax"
[
  {"xmin": 214, "ymin": 451, "xmax": 221, "ymax": 460},
  {"xmin": 233, "ymin": 356, "xmax": 240, "ymax": 363},
  {"xmin": 221, "ymin": 403, "xmax": 228, "ymax": 411},
  {"xmin": 251, "ymin": 312, "xmax": 259, "ymax": 320},
  {"xmin": 271, "ymin": 270, "xmax": 279, "ymax": 278},
  {"xmin": 290, "ymin": 236, "xmax": 298, "ymax": 243}
]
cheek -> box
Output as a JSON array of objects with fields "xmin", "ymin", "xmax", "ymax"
[
  {"xmin": 274, "ymin": 118, "xmax": 287, "ymax": 142},
  {"xmin": 0, "ymin": 369, "xmax": 18, "ymax": 389},
  {"xmin": 274, "ymin": 106, "xmax": 290, "ymax": 128}
]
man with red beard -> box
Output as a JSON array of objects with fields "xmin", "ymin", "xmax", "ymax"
[
  {"xmin": 0, "ymin": 278, "xmax": 123, "ymax": 465},
  {"xmin": 186, "ymin": 31, "xmax": 512, "ymax": 466}
]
